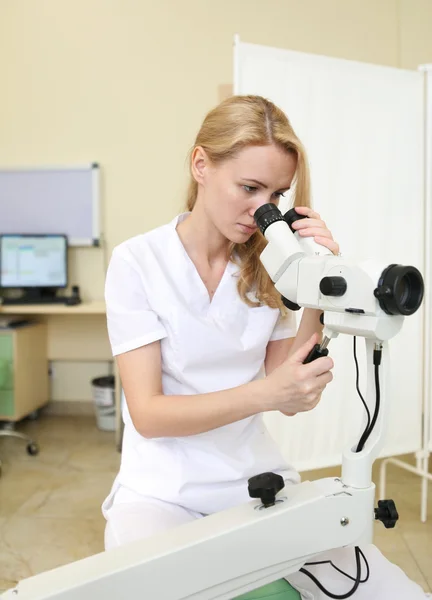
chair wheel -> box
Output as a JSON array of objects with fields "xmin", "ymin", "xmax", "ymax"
[{"xmin": 27, "ymin": 442, "xmax": 39, "ymax": 456}]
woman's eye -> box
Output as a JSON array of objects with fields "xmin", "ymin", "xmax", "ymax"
[
  {"xmin": 273, "ymin": 191, "xmax": 286, "ymax": 199},
  {"xmin": 243, "ymin": 185, "xmax": 257, "ymax": 193}
]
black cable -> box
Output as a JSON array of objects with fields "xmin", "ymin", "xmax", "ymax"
[
  {"xmin": 356, "ymin": 348, "xmax": 382, "ymax": 452},
  {"xmin": 367, "ymin": 364, "xmax": 381, "ymax": 444},
  {"xmin": 305, "ymin": 547, "xmax": 370, "ymax": 584},
  {"xmin": 353, "ymin": 337, "xmax": 371, "ymax": 442},
  {"xmin": 300, "ymin": 547, "xmax": 364, "ymax": 599}
]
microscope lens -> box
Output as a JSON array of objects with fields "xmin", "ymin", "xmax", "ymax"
[{"xmin": 374, "ymin": 265, "xmax": 424, "ymax": 316}]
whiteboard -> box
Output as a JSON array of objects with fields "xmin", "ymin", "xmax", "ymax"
[
  {"xmin": 235, "ymin": 39, "xmax": 425, "ymax": 471},
  {"xmin": 0, "ymin": 164, "xmax": 100, "ymax": 246}
]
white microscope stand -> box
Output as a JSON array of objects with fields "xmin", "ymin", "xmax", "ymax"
[{"xmin": 2, "ymin": 338, "xmax": 390, "ymax": 600}]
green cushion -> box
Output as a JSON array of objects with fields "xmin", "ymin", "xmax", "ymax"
[{"xmin": 235, "ymin": 579, "xmax": 300, "ymax": 599}]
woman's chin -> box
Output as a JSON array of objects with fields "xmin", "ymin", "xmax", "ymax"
[{"xmin": 228, "ymin": 231, "xmax": 252, "ymax": 244}]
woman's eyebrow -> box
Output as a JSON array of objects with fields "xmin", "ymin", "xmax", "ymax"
[
  {"xmin": 242, "ymin": 178, "xmax": 268, "ymax": 188},
  {"xmin": 242, "ymin": 178, "xmax": 291, "ymax": 191}
]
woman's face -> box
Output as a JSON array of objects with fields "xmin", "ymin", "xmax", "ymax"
[{"xmin": 193, "ymin": 143, "xmax": 297, "ymax": 244}]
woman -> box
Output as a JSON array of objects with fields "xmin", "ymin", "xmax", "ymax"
[{"xmin": 102, "ymin": 95, "xmax": 428, "ymax": 599}]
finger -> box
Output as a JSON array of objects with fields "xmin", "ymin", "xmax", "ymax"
[
  {"xmin": 317, "ymin": 370, "xmax": 334, "ymax": 387},
  {"xmin": 314, "ymin": 237, "xmax": 340, "ymax": 255},
  {"xmin": 303, "ymin": 355, "xmax": 334, "ymax": 377},
  {"xmin": 294, "ymin": 206, "xmax": 321, "ymax": 220},
  {"xmin": 297, "ymin": 227, "xmax": 333, "ymax": 239},
  {"xmin": 291, "ymin": 333, "xmax": 320, "ymax": 363},
  {"xmin": 291, "ymin": 218, "xmax": 326, "ymax": 231}
]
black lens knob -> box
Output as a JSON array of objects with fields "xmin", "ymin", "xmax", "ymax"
[
  {"xmin": 320, "ymin": 276, "xmax": 347, "ymax": 297},
  {"xmin": 248, "ymin": 472, "xmax": 285, "ymax": 508}
]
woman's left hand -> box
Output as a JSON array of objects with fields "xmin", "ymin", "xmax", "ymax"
[{"xmin": 291, "ymin": 206, "xmax": 340, "ymax": 256}]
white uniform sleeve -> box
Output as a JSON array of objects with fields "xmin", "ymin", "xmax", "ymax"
[
  {"xmin": 269, "ymin": 309, "xmax": 297, "ymax": 342},
  {"xmin": 105, "ymin": 248, "xmax": 167, "ymax": 356}
]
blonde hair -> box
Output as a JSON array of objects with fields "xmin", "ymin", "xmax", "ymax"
[{"xmin": 186, "ymin": 95, "xmax": 311, "ymax": 310}]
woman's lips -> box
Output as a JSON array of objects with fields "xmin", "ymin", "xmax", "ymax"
[{"xmin": 237, "ymin": 223, "xmax": 257, "ymax": 233}]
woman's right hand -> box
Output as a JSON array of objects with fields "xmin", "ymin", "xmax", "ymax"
[{"xmin": 266, "ymin": 334, "xmax": 334, "ymax": 416}]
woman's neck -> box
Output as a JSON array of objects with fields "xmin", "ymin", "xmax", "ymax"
[{"xmin": 177, "ymin": 202, "xmax": 230, "ymax": 267}]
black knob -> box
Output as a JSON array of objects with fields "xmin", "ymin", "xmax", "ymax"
[
  {"xmin": 375, "ymin": 499, "xmax": 399, "ymax": 529},
  {"xmin": 248, "ymin": 472, "xmax": 285, "ymax": 508},
  {"xmin": 320, "ymin": 276, "xmax": 347, "ymax": 297}
]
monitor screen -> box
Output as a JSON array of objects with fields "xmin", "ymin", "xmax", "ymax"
[{"xmin": 0, "ymin": 234, "xmax": 67, "ymax": 288}]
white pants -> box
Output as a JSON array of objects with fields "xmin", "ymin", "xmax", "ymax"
[{"xmin": 104, "ymin": 487, "xmax": 428, "ymax": 600}]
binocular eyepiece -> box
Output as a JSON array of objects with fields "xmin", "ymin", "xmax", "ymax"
[{"xmin": 253, "ymin": 203, "xmax": 424, "ymax": 317}]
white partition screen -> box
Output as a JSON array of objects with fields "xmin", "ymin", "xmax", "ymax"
[
  {"xmin": 427, "ymin": 67, "xmax": 432, "ymax": 455},
  {"xmin": 235, "ymin": 40, "xmax": 425, "ymax": 471}
]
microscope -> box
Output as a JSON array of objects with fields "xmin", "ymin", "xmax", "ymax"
[{"xmin": 1, "ymin": 204, "xmax": 424, "ymax": 600}]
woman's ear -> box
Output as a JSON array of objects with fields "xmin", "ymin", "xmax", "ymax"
[{"xmin": 191, "ymin": 146, "xmax": 208, "ymax": 184}]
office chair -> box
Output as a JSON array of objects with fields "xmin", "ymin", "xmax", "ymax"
[{"xmin": 0, "ymin": 423, "xmax": 39, "ymax": 476}]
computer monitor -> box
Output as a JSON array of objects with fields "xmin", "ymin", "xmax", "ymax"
[{"xmin": 0, "ymin": 234, "xmax": 68, "ymax": 303}]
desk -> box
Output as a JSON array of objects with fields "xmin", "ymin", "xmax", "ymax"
[
  {"xmin": 0, "ymin": 302, "xmax": 122, "ymax": 449},
  {"xmin": 0, "ymin": 301, "xmax": 106, "ymax": 315}
]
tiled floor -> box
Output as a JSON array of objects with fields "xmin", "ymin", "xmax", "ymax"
[{"xmin": 0, "ymin": 414, "xmax": 431, "ymax": 594}]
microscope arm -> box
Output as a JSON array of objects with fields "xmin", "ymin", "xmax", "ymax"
[{"xmin": 2, "ymin": 478, "xmax": 374, "ymax": 600}]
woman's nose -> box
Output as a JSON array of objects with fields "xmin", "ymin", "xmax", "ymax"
[{"xmin": 248, "ymin": 197, "xmax": 272, "ymax": 217}]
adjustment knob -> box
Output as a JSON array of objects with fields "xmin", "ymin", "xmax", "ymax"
[
  {"xmin": 375, "ymin": 499, "xmax": 399, "ymax": 529},
  {"xmin": 320, "ymin": 276, "xmax": 347, "ymax": 297},
  {"xmin": 248, "ymin": 472, "xmax": 285, "ymax": 508}
]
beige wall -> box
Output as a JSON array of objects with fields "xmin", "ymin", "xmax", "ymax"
[
  {"xmin": 1, "ymin": 0, "xmax": 432, "ymax": 302},
  {"xmin": 1, "ymin": 1, "xmax": 432, "ymax": 405}
]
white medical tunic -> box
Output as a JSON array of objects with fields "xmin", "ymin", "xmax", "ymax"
[{"xmin": 103, "ymin": 213, "xmax": 300, "ymax": 516}]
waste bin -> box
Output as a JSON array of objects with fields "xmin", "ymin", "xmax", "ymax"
[{"xmin": 92, "ymin": 375, "xmax": 115, "ymax": 431}]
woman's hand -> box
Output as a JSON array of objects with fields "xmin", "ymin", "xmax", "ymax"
[
  {"xmin": 265, "ymin": 333, "xmax": 334, "ymax": 416},
  {"xmin": 291, "ymin": 206, "xmax": 340, "ymax": 256}
]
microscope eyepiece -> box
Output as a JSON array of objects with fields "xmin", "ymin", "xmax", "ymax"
[
  {"xmin": 374, "ymin": 264, "xmax": 424, "ymax": 316},
  {"xmin": 254, "ymin": 203, "xmax": 284, "ymax": 234},
  {"xmin": 283, "ymin": 207, "xmax": 307, "ymax": 231}
]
